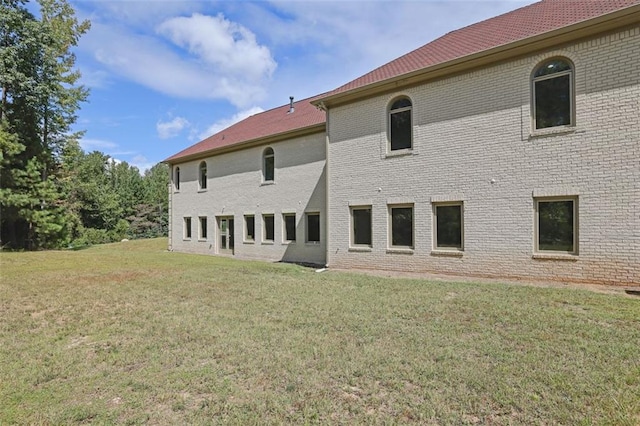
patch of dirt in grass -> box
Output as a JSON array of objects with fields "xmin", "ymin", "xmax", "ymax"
[
  {"xmin": 331, "ymin": 268, "xmax": 633, "ymax": 296},
  {"xmin": 66, "ymin": 336, "xmax": 88, "ymax": 348}
]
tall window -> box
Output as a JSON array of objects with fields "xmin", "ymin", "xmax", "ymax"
[
  {"xmin": 433, "ymin": 203, "xmax": 463, "ymax": 250},
  {"xmin": 184, "ymin": 217, "xmax": 192, "ymax": 239},
  {"xmin": 535, "ymin": 198, "xmax": 577, "ymax": 254},
  {"xmin": 533, "ymin": 58, "xmax": 573, "ymax": 130},
  {"xmin": 174, "ymin": 167, "xmax": 180, "ymax": 190},
  {"xmin": 198, "ymin": 161, "xmax": 207, "ymax": 190},
  {"xmin": 263, "ymin": 147, "xmax": 274, "ymax": 182},
  {"xmin": 389, "ymin": 97, "xmax": 412, "ymax": 151},
  {"xmin": 351, "ymin": 206, "xmax": 372, "ymax": 247},
  {"xmin": 283, "ymin": 213, "xmax": 296, "ymax": 242},
  {"xmin": 199, "ymin": 216, "xmax": 207, "ymax": 240},
  {"xmin": 263, "ymin": 214, "xmax": 274, "ymax": 242},
  {"xmin": 244, "ymin": 215, "xmax": 255, "ymax": 242},
  {"xmin": 389, "ymin": 205, "xmax": 413, "ymax": 248},
  {"xmin": 306, "ymin": 213, "xmax": 320, "ymax": 243}
]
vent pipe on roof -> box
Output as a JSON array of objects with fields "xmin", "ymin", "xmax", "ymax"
[{"xmin": 288, "ymin": 96, "xmax": 295, "ymax": 114}]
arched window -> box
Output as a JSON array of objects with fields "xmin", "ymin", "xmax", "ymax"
[
  {"xmin": 388, "ymin": 97, "xmax": 412, "ymax": 151},
  {"xmin": 198, "ymin": 161, "xmax": 207, "ymax": 190},
  {"xmin": 263, "ymin": 147, "xmax": 274, "ymax": 182},
  {"xmin": 532, "ymin": 58, "xmax": 574, "ymax": 130},
  {"xmin": 174, "ymin": 167, "xmax": 180, "ymax": 191}
]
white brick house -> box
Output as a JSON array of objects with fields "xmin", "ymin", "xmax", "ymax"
[
  {"xmin": 166, "ymin": 0, "xmax": 639, "ymax": 285},
  {"xmin": 165, "ymin": 97, "xmax": 327, "ymax": 265}
]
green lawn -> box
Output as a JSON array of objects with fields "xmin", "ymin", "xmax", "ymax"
[{"xmin": 1, "ymin": 238, "xmax": 638, "ymax": 425}]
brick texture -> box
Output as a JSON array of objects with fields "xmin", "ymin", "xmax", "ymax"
[
  {"xmin": 169, "ymin": 131, "xmax": 326, "ymax": 265},
  {"xmin": 326, "ymin": 28, "xmax": 640, "ymax": 286}
]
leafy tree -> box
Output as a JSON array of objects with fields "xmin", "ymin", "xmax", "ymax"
[
  {"xmin": 0, "ymin": 0, "xmax": 89, "ymax": 249},
  {"xmin": 128, "ymin": 163, "xmax": 169, "ymax": 239},
  {"xmin": 109, "ymin": 160, "xmax": 144, "ymax": 219}
]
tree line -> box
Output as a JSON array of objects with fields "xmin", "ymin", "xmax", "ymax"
[{"xmin": 1, "ymin": 0, "xmax": 168, "ymax": 250}]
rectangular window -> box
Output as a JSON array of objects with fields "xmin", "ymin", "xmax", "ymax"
[
  {"xmin": 389, "ymin": 205, "xmax": 413, "ymax": 248},
  {"xmin": 534, "ymin": 74, "xmax": 571, "ymax": 129},
  {"xmin": 244, "ymin": 215, "xmax": 255, "ymax": 241},
  {"xmin": 306, "ymin": 213, "xmax": 320, "ymax": 243},
  {"xmin": 174, "ymin": 167, "xmax": 180, "ymax": 191},
  {"xmin": 390, "ymin": 109, "xmax": 412, "ymax": 150},
  {"xmin": 264, "ymin": 156, "xmax": 274, "ymax": 182},
  {"xmin": 199, "ymin": 216, "xmax": 207, "ymax": 240},
  {"xmin": 536, "ymin": 198, "xmax": 577, "ymax": 253},
  {"xmin": 351, "ymin": 206, "xmax": 372, "ymax": 247},
  {"xmin": 184, "ymin": 217, "xmax": 192, "ymax": 240},
  {"xmin": 263, "ymin": 214, "xmax": 274, "ymax": 242},
  {"xmin": 283, "ymin": 213, "xmax": 296, "ymax": 242},
  {"xmin": 434, "ymin": 203, "xmax": 463, "ymax": 250}
]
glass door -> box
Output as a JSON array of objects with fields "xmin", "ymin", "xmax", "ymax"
[{"xmin": 218, "ymin": 217, "xmax": 234, "ymax": 255}]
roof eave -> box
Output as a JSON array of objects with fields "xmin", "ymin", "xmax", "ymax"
[
  {"xmin": 312, "ymin": 4, "xmax": 640, "ymax": 109},
  {"xmin": 163, "ymin": 122, "xmax": 326, "ymax": 165}
]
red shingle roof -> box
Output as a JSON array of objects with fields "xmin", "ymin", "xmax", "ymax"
[
  {"xmin": 167, "ymin": 0, "xmax": 638, "ymax": 163},
  {"xmin": 165, "ymin": 94, "xmax": 326, "ymax": 163},
  {"xmin": 322, "ymin": 0, "xmax": 640, "ymax": 99}
]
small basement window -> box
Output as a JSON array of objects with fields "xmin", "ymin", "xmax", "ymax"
[
  {"xmin": 199, "ymin": 216, "xmax": 208, "ymax": 240},
  {"xmin": 306, "ymin": 213, "xmax": 320, "ymax": 243},
  {"xmin": 263, "ymin": 214, "xmax": 275, "ymax": 242},
  {"xmin": 184, "ymin": 217, "xmax": 192, "ymax": 240},
  {"xmin": 433, "ymin": 203, "xmax": 463, "ymax": 250},
  {"xmin": 283, "ymin": 213, "xmax": 296, "ymax": 242},
  {"xmin": 389, "ymin": 205, "xmax": 413, "ymax": 248},
  {"xmin": 351, "ymin": 206, "xmax": 372, "ymax": 247},
  {"xmin": 535, "ymin": 197, "xmax": 577, "ymax": 254},
  {"xmin": 244, "ymin": 215, "xmax": 255, "ymax": 242}
]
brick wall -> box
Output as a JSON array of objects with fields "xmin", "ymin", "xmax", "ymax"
[
  {"xmin": 326, "ymin": 28, "xmax": 640, "ymax": 285},
  {"xmin": 170, "ymin": 131, "xmax": 327, "ymax": 265}
]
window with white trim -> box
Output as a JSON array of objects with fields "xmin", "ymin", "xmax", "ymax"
[
  {"xmin": 535, "ymin": 197, "xmax": 577, "ymax": 254},
  {"xmin": 532, "ymin": 58, "xmax": 574, "ymax": 130},
  {"xmin": 389, "ymin": 205, "xmax": 413, "ymax": 248},
  {"xmin": 183, "ymin": 217, "xmax": 192, "ymax": 240},
  {"xmin": 388, "ymin": 97, "xmax": 412, "ymax": 151},
  {"xmin": 263, "ymin": 214, "xmax": 274, "ymax": 242},
  {"xmin": 263, "ymin": 147, "xmax": 274, "ymax": 182},
  {"xmin": 351, "ymin": 206, "xmax": 372, "ymax": 247},
  {"xmin": 199, "ymin": 216, "xmax": 207, "ymax": 240},
  {"xmin": 244, "ymin": 215, "xmax": 255, "ymax": 242},
  {"xmin": 283, "ymin": 213, "xmax": 296, "ymax": 242},
  {"xmin": 198, "ymin": 161, "xmax": 207, "ymax": 190},
  {"xmin": 433, "ymin": 202, "xmax": 463, "ymax": 250},
  {"xmin": 306, "ymin": 212, "xmax": 320, "ymax": 243}
]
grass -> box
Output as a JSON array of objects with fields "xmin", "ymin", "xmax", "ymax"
[{"xmin": 0, "ymin": 238, "xmax": 639, "ymax": 425}]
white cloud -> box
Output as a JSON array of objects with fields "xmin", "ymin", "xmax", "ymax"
[
  {"xmin": 198, "ymin": 106, "xmax": 264, "ymax": 140},
  {"xmin": 158, "ymin": 13, "xmax": 276, "ymax": 82},
  {"xmin": 78, "ymin": 68, "xmax": 111, "ymax": 89},
  {"xmin": 79, "ymin": 138, "xmax": 118, "ymax": 151},
  {"xmin": 241, "ymin": 1, "xmax": 535, "ymax": 100},
  {"xmin": 77, "ymin": 13, "xmax": 276, "ymax": 107},
  {"xmin": 157, "ymin": 116, "xmax": 190, "ymax": 139}
]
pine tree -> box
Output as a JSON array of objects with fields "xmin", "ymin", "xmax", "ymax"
[{"xmin": 0, "ymin": 0, "xmax": 89, "ymax": 249}]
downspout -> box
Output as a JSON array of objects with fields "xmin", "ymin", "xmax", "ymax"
[
  {"xmin": 322, "ymin": 103, "xmax": 330, "ymax": 268},
  {"xmin": 167, "ymin": 179, "xmax": 172, "ymax": 251}
]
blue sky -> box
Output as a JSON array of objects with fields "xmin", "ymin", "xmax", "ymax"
[{"xmin": 63, "ymin": 0, "xmax": 535, "ymax": 172}]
